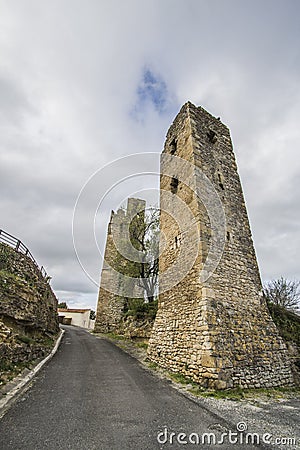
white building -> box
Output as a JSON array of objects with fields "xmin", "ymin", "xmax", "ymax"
[{"xmin": 58, "ymin": 308, "xmax": 95, "ymax": 329}]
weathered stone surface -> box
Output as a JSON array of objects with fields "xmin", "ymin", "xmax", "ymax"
[
  {"xmin": 147, "ymin": 102, "xmax": 294, "ymax": 389},
  {"xmin": 116, "ymin": 316, "xmax": 154, "ymax": 339},
  {"xmin": 0, "ymin": 243, "xmax": 59, "ymax": 378},
  {"xmin": 94, "ymin": 198, "xmax": 146, "ymax": 333}
]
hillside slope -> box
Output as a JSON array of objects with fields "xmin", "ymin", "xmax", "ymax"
[
  {"xmin": 0, "ymin": 243, "xmax": 59, "ymax": 384},
  {"xmin": 268, "ymin": 302, "xmax": 300, "ymax": 383}
]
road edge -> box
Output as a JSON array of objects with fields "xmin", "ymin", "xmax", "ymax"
[{"xmin": 0, "ymin": 328, "xmax": 65, "ymax": 415}]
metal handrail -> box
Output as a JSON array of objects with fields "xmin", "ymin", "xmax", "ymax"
[{"xmin": 0, "ymin": 229, "xmax": 49, "ymax": 279}]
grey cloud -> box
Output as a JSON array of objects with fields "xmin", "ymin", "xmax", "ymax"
[
  {"xmin": 0, "ymin": 75, "xmax": 34, "ymax": 124},
  {"xmin": 0, "ymin": 0, "xmax": 299, "ymax": 308}
]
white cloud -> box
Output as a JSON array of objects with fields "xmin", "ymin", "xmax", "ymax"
[{"xmin": 0, "ymin": 0, "xmax": 299, "ymax": 308}]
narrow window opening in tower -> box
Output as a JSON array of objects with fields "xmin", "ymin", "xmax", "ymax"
[
  {"xmin": 170, "ymin": 176, "xmax": 179, "ymax": 194},
  {"xmin": 170, "ymin": 139, "xmax": 177, "ymax": 155},
  {"xmin": 207, "ymin": 129, "xmax": 217, "ymax": 143},
  {"xmin": 118, "ymin": 275, "xmax": 122, "ymax": 288},
  {"xmin": 227, "ymin": 231, "xmax": 231, "ymax": 241},
  {"xmin": 218, "ymin": 173, "xmax": 225, "ymax": 190}
]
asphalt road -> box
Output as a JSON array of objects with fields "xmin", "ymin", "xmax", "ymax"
[{"xmin": 0, "ymin": 326, "xmax": 265, "ymax": 450}]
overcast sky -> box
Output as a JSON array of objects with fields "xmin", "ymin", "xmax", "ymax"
[{"xmin": 1, "ymin": 0, "xmax": 299, "ymax": 310}]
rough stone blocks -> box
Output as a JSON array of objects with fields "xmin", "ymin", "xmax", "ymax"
[{"xmin": 147, "ymin": 102, "xmax": 294, "ymax": 389}]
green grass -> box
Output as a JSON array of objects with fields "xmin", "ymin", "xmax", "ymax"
[
  {"xmin": 102, "ymin": 332, "xmax": 149, "ymax": 351},
  {"xmin": 188, "ymin": 385, "xmax": 300, "ymax": 400},
  {"xmin": 124, "ymin": 299, "xmax": 158, "ymax": 320},
  {"xmin": 168, "ymin": 371, "xmax": 195, "ymax": 385},
  {"xmin": 40, "ymin": 336, "xmax": 55, "ymax": 347},
  {"xmin": 16, "ymin": 335, "xmax": 35, "ymax": 345},
  {"xmin": 103, "ymin": 332, "xmax": 126, "ymax": 341},
  {"xmin": 191, "ymin": 386, "xmax": 244, "ymax": 400},
  {"xmin": 147, "ymin": 361, "xmax": 158, "ymax": 370},
  {"xmin": 136, "ymin": 342, "xmax": 148, "ymax": 350},
  {"xmin": 163, "ymin": 369, "xmax": 300, "ymax": 401},
  {"xmin": 0, "ymin": 360, "xmax": 15, "ymax": 373},
  {"xmin": 0, "ymin": 269, "xmax": 25, "ymax": 289}
]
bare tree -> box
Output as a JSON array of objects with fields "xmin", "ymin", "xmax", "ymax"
[
  {"xmin": 128, "ymin": 207, "xmax": 159, "ymax": 302},
  {"xmin": 112, "ymin": 206, "xmax": 159, "ymax": 303},
  {"xmin": 263, "ymin": 277, "xmax": 300, "ymax": 312}
]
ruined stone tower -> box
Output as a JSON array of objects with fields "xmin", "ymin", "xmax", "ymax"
[
  {"xmin": 147, "ymin": 102, "xmax": 294, "ymax": 389},
  {"xmin": 94, "ymin": 198, "xmax": 146, "ymax": 333}
]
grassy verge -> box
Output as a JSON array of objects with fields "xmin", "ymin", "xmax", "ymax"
[
  {"xmin": 94, "ymin": 331, "xmax": 148, "ymax": 349},
  {"xmin": 101, "ymin": 332, "xmax": 127, "ymax": 341},
  {"xmin": 147, "ymin": 365, "xmax": 300, "ymax": 401},
  {"xmin": 189, "ymin": 385, "xmax": 300, "ymax": 400}
]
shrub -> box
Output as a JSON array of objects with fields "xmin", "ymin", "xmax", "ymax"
[{"xmin": 124, "ymin": 299, "xmax": 158, "ymax": 320}]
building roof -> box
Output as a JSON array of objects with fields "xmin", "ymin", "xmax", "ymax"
[{"xmin": 57, "ymin": 308, "xmax": 90, "ymax": 313}]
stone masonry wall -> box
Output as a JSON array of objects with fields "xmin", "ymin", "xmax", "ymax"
[
  {"xmin": 0, "ymin": 243, "xmax": 59, "ymax": 376},
  {"xmin": 94, "ymin": 198, "xmax": 146, "ymax": 333},
  {"xmin": 147, "ymin": 102, "xmax": 294, "ymax": 389}
]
